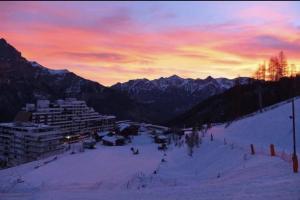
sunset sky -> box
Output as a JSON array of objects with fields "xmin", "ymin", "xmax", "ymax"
[{"xmin": 1, "ymin": 1, "xmax": 300, "ymax": 86}]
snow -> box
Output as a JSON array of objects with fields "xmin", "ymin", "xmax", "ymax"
[
  {"xmin": 118, "ymin": 123, "xmax": 131, "ymax": 132},
  {"xmin": 102, "ymin": 136, "xmax": 117, "ymax": 143},
  {"xmin": 97, "ymin": 131, "xmax": 110, "ymax": 137},
  {"xmin": 0, "ymin": 98, "xmax": 300, "ymax": 200},
  {"xmin": 211, "ymin": 98, "xmax": 300, "ymax": 154},
  {"xmin": 47, "ymin": 69, "xmax": 69, "ymax": 75},
  {"xmin": 83, "ymin": 138, "xmax": 96, "ymax": 143},
  {"xmin": 113, "ymin": 75, "xmax": 250, "ymax": 95},
  {"xmin": 30, "ymin": 61, "xmax": 69, "ymax": 75},
  {"xmin": 156, "ymin": 135, "xmax": 167, "ymax": 140}
]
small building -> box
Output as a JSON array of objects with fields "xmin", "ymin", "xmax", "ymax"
[
  {"xmin": 102, "ymin": 136, "xmax": 116, "ymax": 146},
  {"xmin": 145, "ymin": 124, "xmax": 170, "ymax": 135},
  {"xmin": 118, "ymin": 124, "xmax": 139, "ymax": 137},
  {"xmin": 158, "ymin": 143, "xmax": 167, "ymax": 151},
  {"xmin": 102, "ymin": 135, "xmax": 126, "ymax": 146},
  {"xmin": 154, "ymin": 135, "xmax": 168, "ymax": 144},
  {"xmin": 83, "ymin": 138, "xmax": 96, "ymax": 149},
  {"xmin": 115, "ymin": 136, "xmax": 126, "ymax": 146},
  {"xmin": 95, "ymin": 131, "xmax": 111, "ymax": 141},
  {"xmin": 0, "ymin": 122, "xmax": 63, "ymax": 167}
]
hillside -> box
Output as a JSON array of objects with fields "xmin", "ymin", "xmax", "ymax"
[
  {"xmin": 168, "ymin": 77, "xmax": 300, "ymax": 127},
  {"xmin": 0, "ymin": 98, "xmax": 299, "ymax": 200}
]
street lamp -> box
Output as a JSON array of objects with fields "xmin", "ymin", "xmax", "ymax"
[
  {"xmin": 292, "ymin": 98, "xmax": 298, "ymax": 173},
  {"xmin": 291, "ymin": 75, "xmax": 298, "ymax": 173}
]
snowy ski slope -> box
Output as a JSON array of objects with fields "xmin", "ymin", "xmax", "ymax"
[{"xmin": 0, "ymin": 98, "xmax": 300, "ymax": 200}]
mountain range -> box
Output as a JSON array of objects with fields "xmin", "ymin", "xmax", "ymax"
[
  {"xmin": 0, "ymin": 38, "xmax": 250, "ymax": 124},
  {"xmin": 112, "ymin": 75, "xmax": 250, "ymax": 122},
  {"xmin": 4, "ymin": 38, "xmax": 297, "ymax": 127}
]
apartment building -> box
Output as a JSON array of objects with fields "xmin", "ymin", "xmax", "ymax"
[
  {"xmin": 19, "ymin": 98, "xmax": 116, "ymax": 138},
  {"xmin": 0, "ymin": 122, "xmax": 63, "ymax": 167}
]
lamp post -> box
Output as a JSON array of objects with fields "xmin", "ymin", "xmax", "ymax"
[
  {"xmin": 291, "ymin": 75, "xmax": 298, "ymax": 173},
  {"xmin": 292, "ymin": 97, "xmax": 298, "ymax": 173}
]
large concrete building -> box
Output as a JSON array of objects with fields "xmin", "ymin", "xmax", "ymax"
[
  {"xmin": 0, "ymin": 122, "xmax": 63, "ymax": 167},
  {"xmin": 16, "ymin": 98, "xmax": 116, "ymax": 138}
]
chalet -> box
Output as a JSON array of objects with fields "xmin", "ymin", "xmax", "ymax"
[{"xmin": 102, "ymin": 135, "xmax": 126, "ymax": 146}]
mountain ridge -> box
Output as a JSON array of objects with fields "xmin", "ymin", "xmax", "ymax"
[
  {"xmin": 111, "ymin": 74, "xmax": 251, "ymax": 122},
  {"xmin": 112, "ymin": 74, "xmax": 250, "ymax": 95}
]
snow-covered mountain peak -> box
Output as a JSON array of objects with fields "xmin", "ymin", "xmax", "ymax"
[
  {"xmin": 111, "ymin": 75, "xmax": 252, "ymax": 113},
  {"xmin": 30, "ymin": 61, "xmax": 69, "ymax": 75},
  {"xmin": 112, "ymin": 75, "xmax": 251, "ymax": 95},
  {"xmin": 167, "ymin": 74, "xmax": 183, "ymax": 81}
]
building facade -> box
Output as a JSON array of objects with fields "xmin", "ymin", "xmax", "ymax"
[
  {"xmin": 19, "ymin": 98, "xmax": 116, "ymax": 138},
  {"xmin": 0, "ymin": 122, "xmax": 63, "ymax": 167}
]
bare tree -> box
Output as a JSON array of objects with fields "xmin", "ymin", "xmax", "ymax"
[
  {"xmin": 278, "ymin": 51, "xmax": 288, "ymax": 78},
  {"xmin": 268, "ymin": 56, "xmax": 279, "ymax": 81},
  {"xmin": 253, "ymin": 63, "xmax": 267, "ymax": 80},
  {"xmin": 290, "ymin": 64, "xmax": 297, "ymax": 77}
]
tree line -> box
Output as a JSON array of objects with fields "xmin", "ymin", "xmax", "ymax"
[{"xmin": 253, "ymin": 51, "xmax": 298, "ymax": 81}]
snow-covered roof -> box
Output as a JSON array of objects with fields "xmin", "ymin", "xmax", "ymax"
[
  {"xmin": 116, "ymin": 120, "xmax": 131, "ymax": 124},
  {"xmin": 118, "ymin": 123, "xmax": 130, "ymax": 131},
  {"xmin": 182, "ymin": 128, "xmax": 193, "ymax": 131},
  {"xmin": 145, "ymin": 124, "xmax": 169, "ymax": 131},
  {"xmin": 97, "ymin": 131, "xmax": 110, "ymax": 137},
  {"xmin": 84, "ymin": 138, "xmax": 96, "ymax": 143},
  {"xmin": 102, "ymin": 136, "xmax": 117, "ymax": 143},
  {"xmin": 184, "ymin": 130, "xmax": 193, "ymax": 135},
  {"xmin": 115, "ymin": 135, "xmax": 125, "ymax": 140},
  {"xmin": 157, "ymin": 135, "xmax": 167, "ymax": 140}
]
